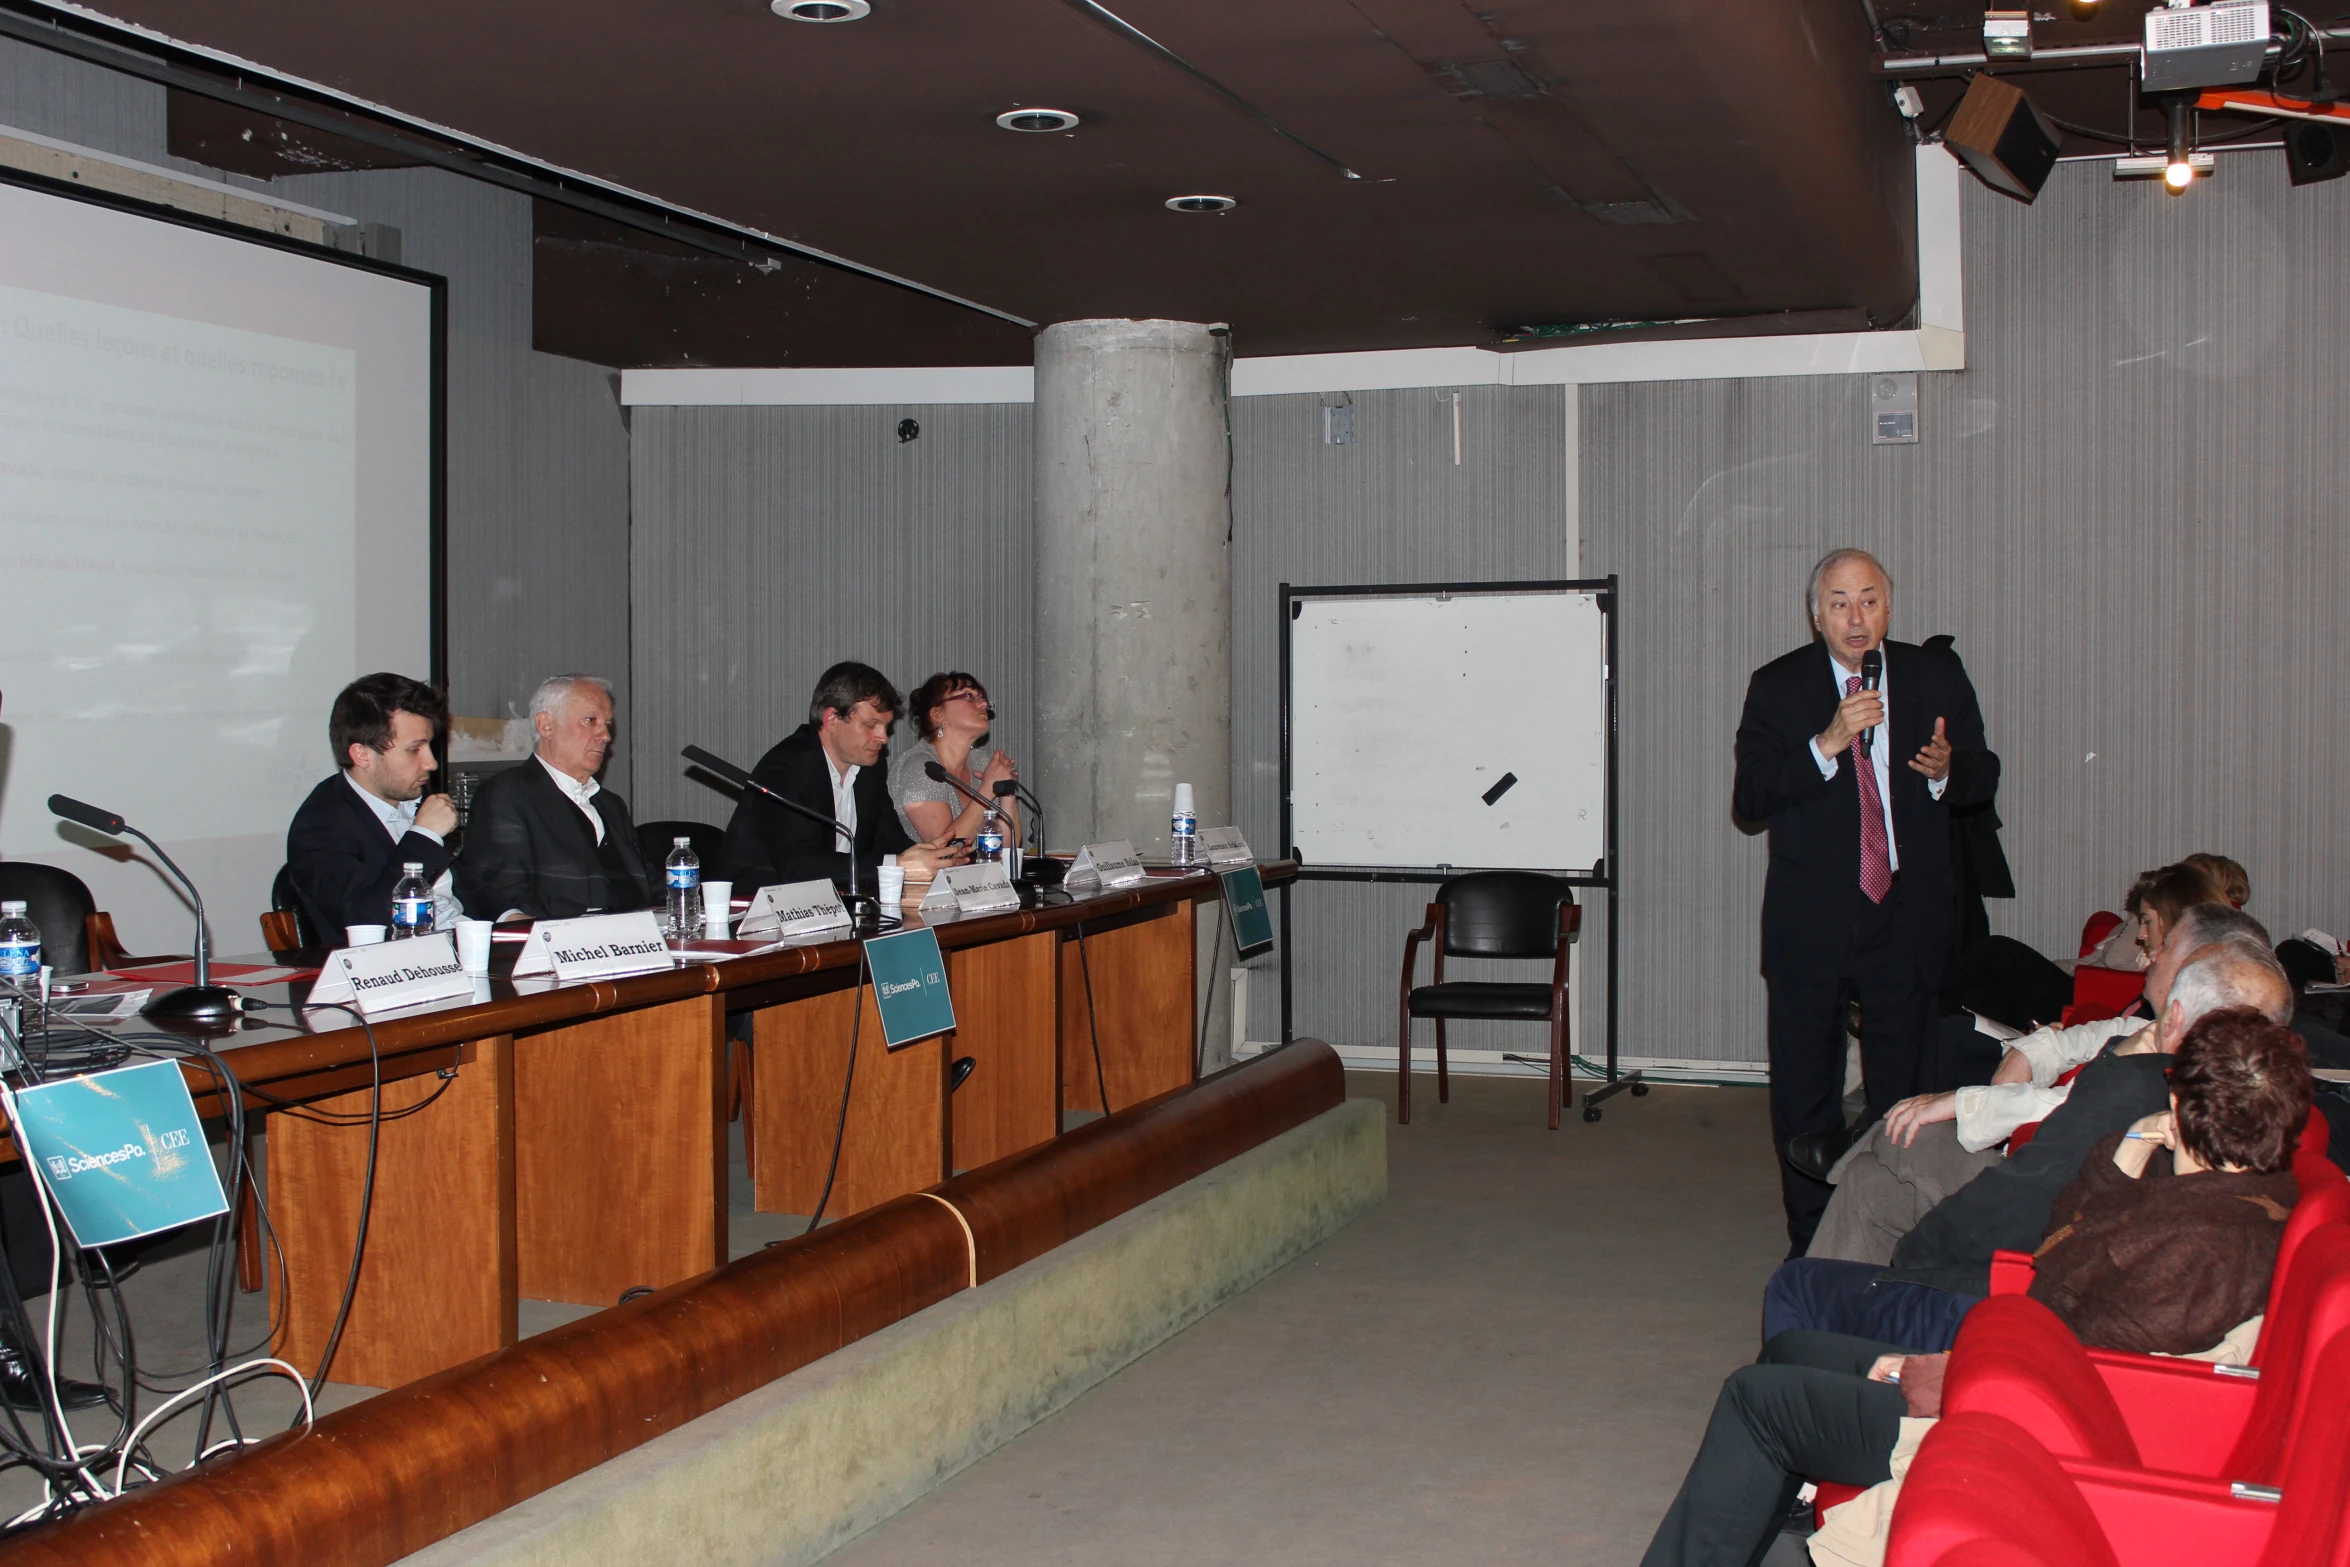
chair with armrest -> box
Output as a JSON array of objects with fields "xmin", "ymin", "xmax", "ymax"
[
  {"xmin": 0, "ymin": 861, "xmax": 99, "ymax": 974},
  {"xmin": 1397, "ymin": 871, "xmax": 1581, "ymax": 1129},
  {"xmin": 635, "ymin": 820, "xmax": 727, "ymax": 883},
  {"xmin": 259, "ymin": 862, "xmax": 320, "ymax": 956}
]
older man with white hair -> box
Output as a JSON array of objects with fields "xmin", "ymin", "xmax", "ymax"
[
  {"xmin": 1733, "ymin": 548, "xmax": 2002, "ymax": 1253},
  {"xmin": 456, "ymin": 674, "xmax": 654, "ymax": 921}
]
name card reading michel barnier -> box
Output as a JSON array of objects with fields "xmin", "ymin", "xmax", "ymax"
[
  {"xmin": 512, "ymin": 911, "xmax": 676, "ymax": 982},
  {"xmin": 305, "ymin": 931, "xmax": 476, "ymax": 1015}
]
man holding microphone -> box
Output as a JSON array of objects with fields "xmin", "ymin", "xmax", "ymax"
[{"xmin": 1732, "ymin": 550, "xmax": 2000, "ymax": 1252}]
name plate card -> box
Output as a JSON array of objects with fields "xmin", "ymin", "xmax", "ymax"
[
  {"xmin": 1067, "ymin": 839, "xmax": 1147, "ymax": 888},
  {"xmin": 940, "ymin": 862, "xmax": 1021, "ymax": 915},
  {"xmin": 304, "ymin": 932, "xmax": 475, "ymax": 1016},
  {"xmin": 1201, "ymin": 826, "xmax": 1253, "ymax": 868},
  {"xmin": 511, "ymin": 911, "xmax": 675, "ymax": 982},
  {"xmin": 11, "ymin": 1059, "xmax": 230, "ymax": 1248},
  {"xmin": 736, "ymin": 879, "xmax": 852, "ymax": 939},
  {"xmin": 864, "ymin": 926, "xmax": 956, "ymax": 1050}
]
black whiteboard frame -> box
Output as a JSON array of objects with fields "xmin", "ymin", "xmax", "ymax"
[{"xmin": 1277, "ymin": 575, "xmax": 1626, "ymax": 1096}]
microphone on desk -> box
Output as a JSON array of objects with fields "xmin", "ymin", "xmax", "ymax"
[
  {"xmin": 1859, "ymin": 647, "xmax": 1883, "ymax": 759},
  {"xmin": 681, "ymin": 745, "xmax": 870, "ymax": 917},
  {"xmin": 47, "ymin": 794, "xmax": 240, "ymax": 1025}
]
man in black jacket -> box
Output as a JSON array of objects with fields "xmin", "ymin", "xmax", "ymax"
[
  {"xmin": 456, "ymin": 675, "xmax": 652, "ymax": 920},
  {"xmin": 1733, "ymin": 550, "xmax": 2002, "ymax": 1251},
  {"xmin": 722, "ymin": 662, "xmax": 967, "ymax": 893},
  {"xmin": 285, "ymin": 673, "xmax": 461, "ymax": 947}
]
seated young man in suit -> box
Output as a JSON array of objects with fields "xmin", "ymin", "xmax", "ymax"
[
  {"xmin": 722, "ymin": 660, "xmax": 968, "ymax": 894},
  {"xmin": 457, "ymin": 674, "xmax": 652, "ymax": 921},
  {"xmin": 286, "ymin": 672, "xmax": 464, "ymax": 947}
]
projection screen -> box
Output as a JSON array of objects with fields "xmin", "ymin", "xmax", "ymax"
[{"xmin": 0, "ymin": 170, "xmax": 441, "ymax": 955}]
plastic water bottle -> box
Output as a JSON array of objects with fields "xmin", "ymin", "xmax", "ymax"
[
  {"xmin": 0, "ymin": 902, "xmax": 39, "ymax": 994},
  {"xmin": 665, "ymin": 837, "xmax": 703, "ymax": 940},
  {"xmin": 976, "ymin": 809, "xmax": 1007, "ymax": 865},
  {"xmin": 1169, "ymin": 781, "xmax": 1200, "ymax": 867},
  {"xmin": 390, "ymin": 863, "xmax": 433, "ymax": 938}
]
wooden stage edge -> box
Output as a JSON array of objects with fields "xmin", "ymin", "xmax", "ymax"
[{"xmin": 0, "ymin": 1042, "xmax": 1348, "ymax": 1567}]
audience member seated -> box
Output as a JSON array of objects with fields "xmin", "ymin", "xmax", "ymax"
[
  {"xmin": 721, "ymin": 661, "xmax": 967, "ymax": 894},
  {"xmin": 1764, "ymin": 941, "xmax": 2291, "ymax": 1347},
  {"xmin": 2182, "ymin": 850, "xmax": 2249, "ymax": 908},
  {"xmin": 890, "ymin": 670, "xmax": 1020, "ymax": 845},
  {"xmin": 2080, "ymin": 860, "xmax": 2226, "ymax": 974},
  {"xmin": 285, "ymin": 673, "xmax": 464, "ymax": 947},
  {"xmin": 455, "ymin": 674, "xmax": 652, "ymax": 920},
  {"xmin": 1638, "ymin": 1008, "xmax": 2312, "ymax": 1567},
  {"xmin": 1805, "ymin": 903, "xmax": 2262, "ymax": 1265}
]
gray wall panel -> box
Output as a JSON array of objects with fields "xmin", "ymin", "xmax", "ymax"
[
  {"xmin": 628, "ymin": 404, "xmax": 1035, "ymax": 830},
  {"xmin": 1582, "ymin": 157, "xmax": 2350, "ymax": 1065},
  {"xmin": 1229, "ymin": 385, "xmax": 1587, "ymax": 1055}
]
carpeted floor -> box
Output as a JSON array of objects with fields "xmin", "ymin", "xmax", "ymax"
[{"xmin": 820, "ymin": 1068, "xmax": 1789, "ymax": 1567}]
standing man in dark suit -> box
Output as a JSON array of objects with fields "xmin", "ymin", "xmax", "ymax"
[
  {"xmin": 1732, "ymin": 550, "xmax": 2000, "ymax": 1252},
  {"xmin": 286, "ymin": 672, "xmax": 463, "ymax": 947},
  {"xmin": 457, "ymin": 674, "xmax": 653, "ymax": 920},
  {"xmin": 723, "ymin": 661, "xmax": 968, "ymax": 892}
]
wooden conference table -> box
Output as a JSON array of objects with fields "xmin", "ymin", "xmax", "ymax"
[{"xmin": 40, "ymin": 864, "xmax": 1289, "ymax": 1391}]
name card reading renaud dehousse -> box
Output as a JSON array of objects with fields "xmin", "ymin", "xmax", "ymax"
[
  {"xmin": 511, "ymin": 911, "xmax": 674, "ymax": 983},
  {"xmin": 304, "ymin": 931, "xmax": 474, "ymax": 1016},
  {"xmin": 919, "ymin": 862, "xmax": 1021, "ymax": 916},
  {"xmin": 1067, "ymin": 840, "xmax": 1147, "ymax": 888},
  {"xmin": 736, "ymin": 879, "xmax": 852, "ymax": 938}
]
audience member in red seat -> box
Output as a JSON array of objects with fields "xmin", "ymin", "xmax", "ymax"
[
  {"xmin": 2182, "ymin": 851, "xmax": 2249, "ymax": 909},
  {"xmin": 1803, "ymin": 903, "xmax": 2262, "ymax": 1266},
  {"xmin": 1760, "ymin": 944, "xmax": 2290, "ymax": 1348},
  {"xmin": 2080, "ymin": 860, "xmax": 2227, "ymax": 973},
  {"xmin": 1637, "ymin": 1010, "xmax": 2312, "ymax": 1567}
]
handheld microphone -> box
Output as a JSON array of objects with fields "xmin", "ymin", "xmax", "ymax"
[
  {"xmin": 1859, "ymin": 647, "xmax": 1883, "ymax": 758},
  {"xmin": 48, "ymin": 794, "xmax": 239, "ymax": 1025},
  {"xmin": 681, "ymin": 745, "xmax": 866, "ymax": 913}
]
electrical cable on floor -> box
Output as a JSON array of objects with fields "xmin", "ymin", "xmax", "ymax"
[
  {"xmin": 1073, "ymin": 922, "xmax": 1112, "ymax": 1115},
  {"xmin": 802, "ymin": 950, "xmax": 868, "ymax": 1235}
]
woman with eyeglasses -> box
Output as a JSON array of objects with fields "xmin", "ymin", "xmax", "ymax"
[{"xmin": 891, "ymin": 671, "xmax": 1021, "ymax": 847}]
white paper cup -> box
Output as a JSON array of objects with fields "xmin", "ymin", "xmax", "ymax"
[
  {"xmin": 346, "ymin": 924, "xmax": 387, "ymax": 947},
  {"xmin": 700, "ymin": 881, "xmax": 733, "ymax": 937},
  {"xmin": 455, "ymin": 918, "xmax": 494, "ymax": 974},
  {"xmin": 875, "ymin": 865, "xmax": 906, "ymax": 908}
]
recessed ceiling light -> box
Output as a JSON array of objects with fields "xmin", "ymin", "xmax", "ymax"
[
  {"xmin": 996, "ymin": 107, "xmax": 1080, "ymax": 133},
  {"xmin": 771, "ymin": 0, "xmax": 869, "ymax": 20},
  {"xmin": 1164, "ymin": 194, "xmax": 1238, "ymax": 213}
]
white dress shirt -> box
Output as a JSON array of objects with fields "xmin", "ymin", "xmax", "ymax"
[
  {"xmin": 825, "ymin": 753, "xmax": 859, "ymax": 845},
  {"xmin": 537, "ymin": 754, "xmax": 605, "ymax": 845},
  {"xmin": 343, "ymin": 771, "xmax": 463, "ymax": 926},
  {"xmin": 1951, "ymin": 1015, "xmax": 2147, "ymax": 1151},
  {"xmin": 1805, "ymin": 650, "xmax": 1948, "ymax": 871}
]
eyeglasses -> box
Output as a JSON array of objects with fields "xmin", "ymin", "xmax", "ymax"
[{"xmin": 945, "ymin": 691, "xmax": 996, "ymax": 719}]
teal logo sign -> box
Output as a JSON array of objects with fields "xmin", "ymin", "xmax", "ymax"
[
  {"xmin": 864, "ymin": 926, "xmax": 956, "ymax": 1050},
  {"xmin": 1221, "ymin": 866, "xmax": 1275, "ymax": 959},
  {"xmin": 12, "ymin": 1059, "xmax": 230, "ymax": 1249}
]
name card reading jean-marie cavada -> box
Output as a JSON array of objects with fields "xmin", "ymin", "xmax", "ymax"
[
  {"xmin": 304, "ymin": 931, "xmax": 475, "ymax": 1016},
  {"xmin": 511, "ymin": 910, "xmax": 675, "ymax": 983}
]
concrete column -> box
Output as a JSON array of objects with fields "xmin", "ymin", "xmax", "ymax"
[{"xmin": 1034, "ymin": 319, "xmax": 1231, "ymax": 855}]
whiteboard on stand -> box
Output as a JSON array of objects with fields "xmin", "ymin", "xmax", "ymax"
[{"xmin": 1287, "ymin": 588, "xmax": 1607, "ymax": 872}]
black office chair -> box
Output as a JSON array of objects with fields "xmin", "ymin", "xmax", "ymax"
[
  {"xmin": 637, "ymin": 820, "xmax": 727, "ymax": 882},
  {"xmin": 0, "ymin": 862, "xmax": 99, "ymax": 974},
  {"xmin": 1397, "ymin": 871, "xmax": 1582, "ymax": 1130},
  {"xmin": 261, "ymin": 863, "xmax": 322, "ymax": 955}
]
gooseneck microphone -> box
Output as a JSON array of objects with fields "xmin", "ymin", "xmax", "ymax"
[
  {"xmin": 681, "ymin": 745, "xmax": 867, "ymax": 915},
  {"xmin": 47, "ymin": 794, "xmax": 240, "ymax": 1025},
  {"xmin": 1859, "ymin": 647, "xmax": 1883, "ymax": 758},
  {"xmin": 923, "ymin": 760, "xmax": 994, "ymax": 812}
]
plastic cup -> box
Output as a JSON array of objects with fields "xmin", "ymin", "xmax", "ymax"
[
  {"xmin": 700, "ymin": 881, "xmax": 733, "ymax": 938},
  {"xmin": 876, "ymin": 865, "xmax": 906, "ymax": 909},
  {"xmin": 346, "ymin": 924, "xmax": 387, "ymax": 947},
  {"xmin": 455, "ymin": 919, "xmax": 494, "ymax": 974}
]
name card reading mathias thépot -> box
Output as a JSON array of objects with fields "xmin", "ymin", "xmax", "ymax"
[{"xmin": 511, "ymin": 910, "xmax": 675, "ymax": 983}]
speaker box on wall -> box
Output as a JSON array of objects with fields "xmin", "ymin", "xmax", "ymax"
[
  {"xmin": 1945, "ymin": 75, "xmax": 2061, "ymax": 203},
  {"xmin": 2285, "ymin": 119, "xmax": 2349, "ymax": 185}
]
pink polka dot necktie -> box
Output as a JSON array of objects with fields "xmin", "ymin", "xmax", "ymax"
[{"xmin": 1846, "ymin": 675, "xmax": 1893, "ymax": 904}]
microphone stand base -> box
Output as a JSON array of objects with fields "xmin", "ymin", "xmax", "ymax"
[{"xmin": 143, "ymin": 985, "xmax": 243, "ymax": 1026}]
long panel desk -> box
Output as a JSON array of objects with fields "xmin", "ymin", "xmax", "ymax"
[{"xmin": 14, "ymin": 865, "xmax": 1287, "ymax": 1391}]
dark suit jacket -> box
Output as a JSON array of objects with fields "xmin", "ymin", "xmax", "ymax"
[
  {"xmin": 455, "ymin": 760, "xmax": 652, "ymax": 920},
  {"xmin": 285, "ymin": 773, "xmax": 456, "ymax": 948},
  {"xmin": 721, "ymin": 724, "xmax": 913, "ymax": 892},
  {"xmin": 1732, "ymin": 638, "xmax": 2000, "ymax": 980}
]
